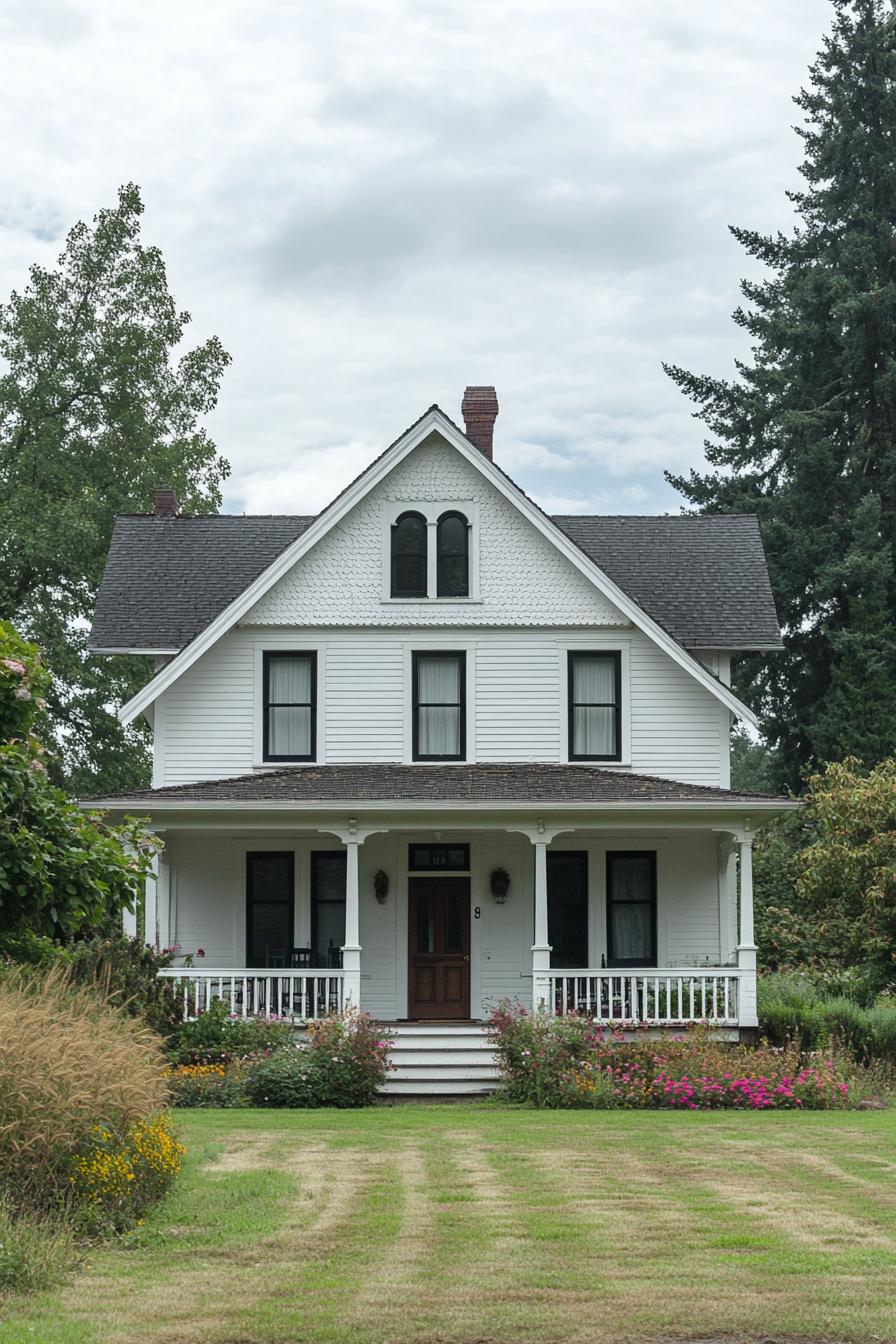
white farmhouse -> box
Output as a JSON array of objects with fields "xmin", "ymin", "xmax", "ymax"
[{"xmin": 87, "ymin": 388, "xmax": 796, "ymax": 1091}]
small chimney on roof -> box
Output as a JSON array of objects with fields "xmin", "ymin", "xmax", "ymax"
[
  {"xmin": 461, "ymin": 385, "xmax": 499, "ymax": 460},
  {"xmin": 153, "ymin": 488, "xmax": 179, "ymax": 518}
]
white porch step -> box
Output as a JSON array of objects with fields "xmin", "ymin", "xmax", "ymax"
[{"xmin": 380, "ymin": 1023, "xmax": 500, "ymax": 1097}]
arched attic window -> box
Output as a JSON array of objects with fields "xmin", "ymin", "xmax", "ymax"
[
  {"xmin": 391, "ymin": 511, "xmax": 428, "ymax": 598},
  {"xmin": 436, "ymin": 511, "xmax": 469, "ymax": 597}
]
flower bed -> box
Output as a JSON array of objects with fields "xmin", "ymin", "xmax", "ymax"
[
  {"xmin": 488, "ymin": 1000, "xmax": 852, "ymax": 1110},
  {"xmin": 67, "ymin": 1115, "xmax": 184, "ymax": 1233},
  {"xmin": 163, "ymin": 1062, "xmax": 249, "ymax": 1108},
  {"xmin": 245, "ymin": 1011, "xmax": 392, "ymax": 1108}
]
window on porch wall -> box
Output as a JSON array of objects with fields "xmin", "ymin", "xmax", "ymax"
[
  {"xmin": 311, "ymin": 852, "xmax": 346, "ymax": 968},
  {"xmin": 606, "ymin": 851, "xmax": 657, "ymax": 967},
  {"xmin": 547, "ymin": 852, "xmax": 589, "ymax": 968}
]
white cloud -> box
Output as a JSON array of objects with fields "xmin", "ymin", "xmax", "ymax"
[{"xmin": 0, "ymin": 0, "xmax": 831, "ymax": 516}]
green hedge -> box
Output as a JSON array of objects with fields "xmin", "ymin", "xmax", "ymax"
[{"xmin": 758, "ymin": 972, "xmax": 896, "ymax": 1061}]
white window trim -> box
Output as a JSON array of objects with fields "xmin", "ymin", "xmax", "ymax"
[
  {"xmin": 559, "ymin": 638, "xmax": 631, "ymax": 767},
  {"xmin": 252, "ymin": 642, "xmax": 327, "ymax": 768},
  {"xmin": 382, "ymin": 500, "xmax": 480, "ymax": 602},
  {"xmin": 403, "ymin": 641, "xmax": 476, "ymax": 764}
]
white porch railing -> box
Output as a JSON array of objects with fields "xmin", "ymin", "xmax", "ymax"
[
  {"xmin": 545, "ymin": 969, "xmax": 740, "ymax": 1027},
  {"xmin": 157, "ymin": 968, "xmax": 345, "ymax": 1022}
]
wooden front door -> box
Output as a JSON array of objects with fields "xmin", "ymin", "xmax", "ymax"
[{"xmin": 408, "ymin": 877, "xmax": 471, "ymax": 1019}]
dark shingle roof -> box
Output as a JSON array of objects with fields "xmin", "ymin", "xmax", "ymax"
[
  {"xmin": 89, "ymin": 515, "xmax": 313, "ymax": 650},
  {"xmin": 89, "ymin": 510, "xmax": 781, "ymax": 653},
  {"xmin": 85, "ymin": 762, "xmax": 787, "ymax": 806},
  {"xmin": 555, "ymin": 514, "xmax": 781, "ymax": 649}
]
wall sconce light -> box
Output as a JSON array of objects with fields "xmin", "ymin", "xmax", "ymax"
[
  {"xmin": 489, "ymin": 867, "xmax": 510, "ymax": 903},
  {"xmin": 373, "ymin": 870, "xmax": 390, "ymax": 904}
]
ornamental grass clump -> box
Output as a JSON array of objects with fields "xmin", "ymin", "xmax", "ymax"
[
  {"xmin": 0, "ymin": 964, "xmax": 170, "ymax": 1214},
  {"xmin": 488, "ymin": 1000, "xmax": 852, "ymax": 1110}
]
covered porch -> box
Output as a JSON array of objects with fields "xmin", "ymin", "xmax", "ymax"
[{"xmin": 109, "ymin": 774, "xmax": 783, "ymax": 1035}]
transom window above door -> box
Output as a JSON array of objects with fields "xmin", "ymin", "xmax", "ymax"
[
  {"xmin": 262, "ymin": 651, "xmax": 316, "ymax": 762},
  {"xmin": 385, "ymin": 502, "xmax": 477, "ymax": 600}
]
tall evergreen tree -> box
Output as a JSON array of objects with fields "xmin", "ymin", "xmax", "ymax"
[
  {"xmin": 665, "ymin": 0, "xmax": 896, "ymax": 791},
  {"xmin": 0, "ymin": 185, "xmax": 230, "ymax": 793}
]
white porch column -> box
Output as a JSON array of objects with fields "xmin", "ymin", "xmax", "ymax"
[
  {"xmin": 318, "ymin": 820, "xmax": 387, "ymax": 1015},
  {"xmin": 509, "ymin": 821, "xmax": 572, "ymax": 1014},
  {"xmin": 342, "ymin": 838, "xmax": 362, "ymax": 1010},
  {"xmin": 156, "ymin": 856, "xmax": 172, "ymax": 952},
  {"xmin": 532, "ymin": 839, "xmax": 552, "ymax": 1011},
  {"xmin": 736, "ymin": 828, "xmax": 758, "ymax": 1028},
  {"xmin": 144, "ymin": 853, "xmax": 159, "ymax": 950}
]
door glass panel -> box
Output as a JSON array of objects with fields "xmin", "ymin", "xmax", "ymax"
[
  {"xmin": 547, "ymin": 852, "xmax": 588, "ymax": 968},
  {"xmin": 444, "ymin": 889, "xmax": 463, "ymax": 953},
  {"xmin": 416, "ymin": 890, "xmax": 436, "ymax": 953}
]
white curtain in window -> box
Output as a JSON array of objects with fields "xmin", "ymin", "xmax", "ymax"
[
  {"xmin": 268, "ymin": 657, "xmax": 311, "ymax": 704},
  {"xmin": 417, "ymin": 656, "xmax": 461, "ymax": 756},
  {"xmin": 268, "ymin": 706, "xmax": 311, "ymax": 756},
  {"xmin": 573, "ymin": 655, "xmax": 615, "ymax": 703},
  {"xmin": 612, "ymin": 903, "xmax": 651, "ymax": 960},
  {"xmin": 573, "ymin": 705, "xmax": 615, "ymax": 756}
]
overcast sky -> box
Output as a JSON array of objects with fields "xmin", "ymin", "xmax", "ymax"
[{"xmin": 0, "ymin": 0, "xmax": 831, "ymax": 517}]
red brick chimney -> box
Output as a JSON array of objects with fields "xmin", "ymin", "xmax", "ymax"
[
  {"xmin": 461, "ymin": 386, "xmax": 499, "ymax": 459},
  {"xmin": 153, "ymin": 488, "xmax": 179, "ymax": 518}
]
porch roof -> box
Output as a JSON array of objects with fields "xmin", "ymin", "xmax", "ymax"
[{"xmin": 83, "ymin": 763, "xmax": 793, "ymax": 811}]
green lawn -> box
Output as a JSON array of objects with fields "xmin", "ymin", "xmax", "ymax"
[{"xmin": 3, "ymin": 1105, "xmax": 896, "ymax": 1343}]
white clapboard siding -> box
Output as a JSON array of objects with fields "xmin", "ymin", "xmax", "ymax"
[
  {"xmin": 157, "ymin": 625, "xmax": 728, "ymax": 787},
  {"xmin": 474, "ymin": 640, "xmax": 561, "ymax": 762},
  {"xmin": 325, "ymin": 641, "xmax": 405, "ymax": 763}
]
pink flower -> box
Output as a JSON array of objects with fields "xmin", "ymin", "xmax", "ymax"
[{"xmin": 2, "ymin": 659, "xmax": 26, "ymax": 675}]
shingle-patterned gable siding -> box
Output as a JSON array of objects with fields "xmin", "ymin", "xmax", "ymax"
[{"xmin": 244, "ymin": 437, "xmax": 625, "ymax": 628}]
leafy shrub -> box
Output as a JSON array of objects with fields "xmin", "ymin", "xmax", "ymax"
[
  {"xmin": 0, "ymin": 965, "xmax": 169, "ymax": 1214},
  {"xmin": 758, "ymin": 971, "xmax": 896, "ymax": 1061},
  {"xmin": 0, "ymin": 620, "xmax": 159, "ymax": 941},
  {"xmin": 0, "ymin": 1201, "xmax": 74, "ymax": 1295},
  {"xmin": 170, "ymin": 999, "xmax": 295, "ymax": 1064},
  {"xmin": 245, "ymin": 1012, "xmax": 392, "ymax": 1108},
  {"xmin": 488, "ymin": 1001, "xmax": 852, "ymax": 1110},
  {"xmin": 163, "ymin": 1063, "xmax": 248, "ymax": 1108},
  {"xmin": 67, "ymin": 1115, "xmax": 184, "ymax": 1234}
]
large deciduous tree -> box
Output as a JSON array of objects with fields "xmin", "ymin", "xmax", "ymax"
[
  {"xmin": 0, "ymin": 621, "xmax": 158, "ymax": 943},
  {"xmin": 0, "ymin": 184, "xmax": 230, "ymax": 793},
  {"xmin": 665, "ymin": 0, "xmax": 896, "ymax": 791}
]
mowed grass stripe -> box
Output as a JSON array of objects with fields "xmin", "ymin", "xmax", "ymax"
[{"xmin": 0, "ymin": 1107, "xmax": 894, "ymax": 1344}]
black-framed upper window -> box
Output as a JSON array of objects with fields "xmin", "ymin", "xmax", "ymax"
[
  {"xmin": 412, "ymin": 651, "xmax": 465, "ymax": 760},
  {"xmin": 263, "ymin": 651, "xmax": 316, "ymax": 762},
  {"xmin": 606, "ymin": 851, "xmax": 657, "ymax": 968},
  {"xmin": 568, "ymin": 651, "xmax": 621, "ymax": 760},
  {"xmin": 391, "ymin": 511, "xmax": 428, "ymax": 598},
  {"xmin": 436, "ymin": 511, "xmax": 469, "ymax": 597}
]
